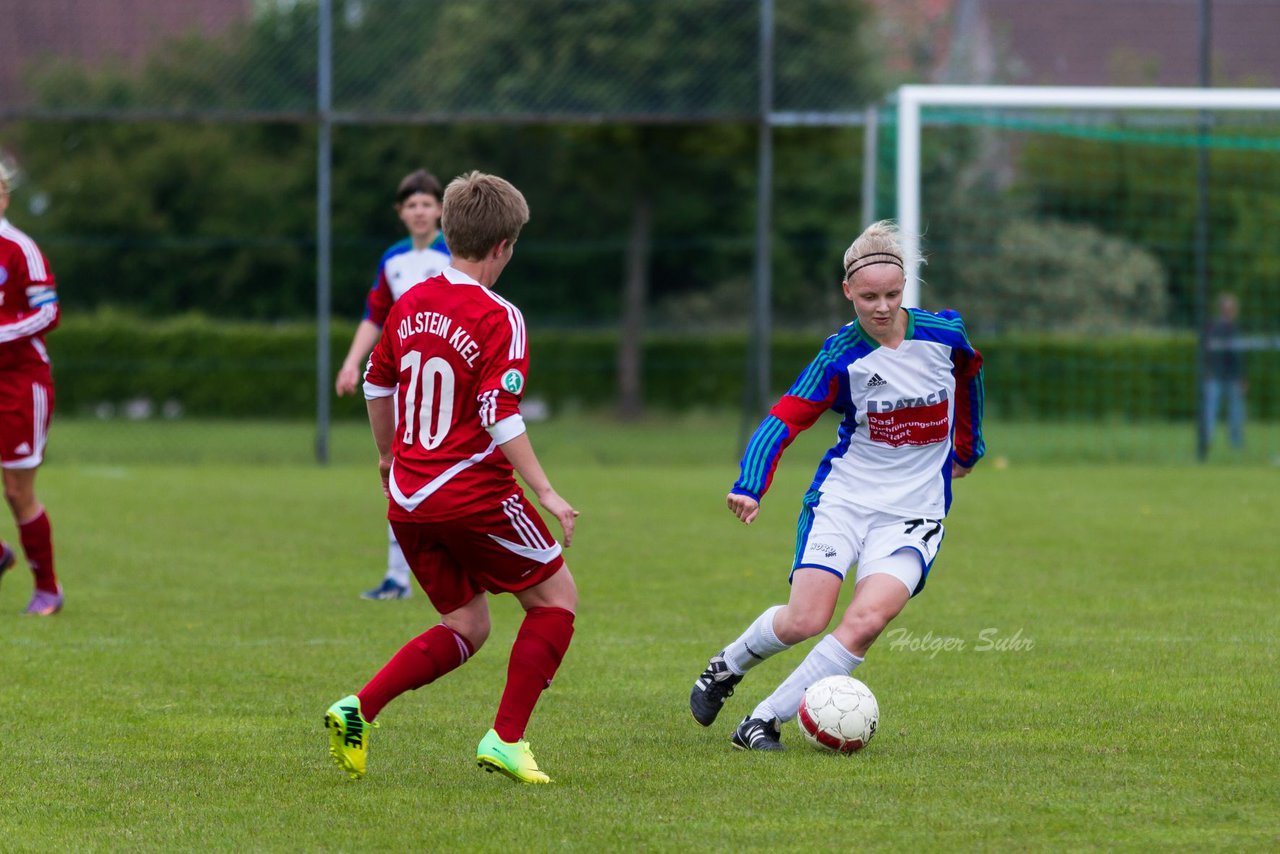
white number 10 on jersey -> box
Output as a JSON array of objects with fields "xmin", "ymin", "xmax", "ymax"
[{"xmin": 400, "ymin": 350, "xmax": 456, "ymax": 449}]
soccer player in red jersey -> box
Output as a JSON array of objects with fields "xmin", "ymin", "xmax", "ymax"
[
  {"xmin": 335, "ymin": 169, "xmax": 452, "ymax": 601},
  {"xmin": 0, "ymin": 162, "xmax": 63, "ymax": 615},
  {"xmin": 325, "ymin": 172, "xmax": 579, "ymax": 784}
]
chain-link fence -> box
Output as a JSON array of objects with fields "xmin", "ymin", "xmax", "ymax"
[
  {"xmin": 2, "ymin": 0, "xmax": 877, "ymax": 119},
  {"xmin": 3, "ymin": 0, "xmax": 1280, "ymax": 465}
]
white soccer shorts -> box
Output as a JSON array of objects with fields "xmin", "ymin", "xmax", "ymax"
[{"xmin": 791, "ymin": 494, "xmax": 945, "ymax": 596}]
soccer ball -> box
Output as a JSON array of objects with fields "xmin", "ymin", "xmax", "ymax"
[{"xmin": 797, "ymin": 675, "xmax": 879, "ymax": 753}]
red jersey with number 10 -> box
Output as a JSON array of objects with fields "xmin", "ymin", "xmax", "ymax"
[{"xmin": 363, "ymin": 267, "xmax": 529, "ymax": 522}]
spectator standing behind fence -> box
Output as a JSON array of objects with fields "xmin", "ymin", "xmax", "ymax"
[
  {"xmin": 335, "ymin": 169, "xmax": 451, "ymax": 600},
  {"xmin": 1204, "ymin": 292, "xmax": 1245, "ymax": 451},
  {"xmin": 0, "ymin": 162, "xmax": 63, "ymax": 615}
]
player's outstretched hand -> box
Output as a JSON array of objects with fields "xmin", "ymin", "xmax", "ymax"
[
  {"xmin": 951, "ymin": 461, "xmax": 973, "ymax": 479},
  {"xmin": 536, "ymin": 488, "xmax": 580, "ymax": 547},
  {"xmin": 335, "ymin": 365, "xmax": 361, "ymax": 396},
  {"xmin": 727, "ymin": 492, "xmax": 760, "ymax": 525}
]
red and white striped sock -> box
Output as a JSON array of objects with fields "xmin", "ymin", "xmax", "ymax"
[{"xmin": 358, "ymin": 624, "xmax": 474, "ymax": 721}]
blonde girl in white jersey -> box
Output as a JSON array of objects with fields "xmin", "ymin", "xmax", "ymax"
[{"xmin": 689, "ymin": 221, "xmax": 985, "ymax": 750}]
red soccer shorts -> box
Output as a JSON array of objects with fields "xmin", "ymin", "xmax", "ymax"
[
  {"xmin": 390, "ymin": 491, "xmax": 565, "ymax": 614},
  {"xmin": 0, "ymin": 374, "xmax": 53, "ymax": 469}
]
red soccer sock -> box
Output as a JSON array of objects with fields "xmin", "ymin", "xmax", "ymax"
[
  {"xmin": 357, "ymin": 624, "xmax": 474, "ymax": 722},
  {"xmin": 18, "ymin": 510, "xmax": 57, "ymax": 593},
  {"xmin": 493, "ymin": 606, "xmax": 575, "ymax": 743}
]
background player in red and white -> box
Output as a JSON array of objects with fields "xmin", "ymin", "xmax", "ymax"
[
  {"xmin": 325, "ymin": 171, "xmax": 579, "ymax": 785},
  {"xmin": 334, "ymin": 169, "xmax": 451, "ymax": 601},
  {"xmin": 688, "ymin": 220, "xmax": 985, "ymax": 750},
  {"xmin": 0, "ymin": 161, "xmax": 63, "ymax": 615}
]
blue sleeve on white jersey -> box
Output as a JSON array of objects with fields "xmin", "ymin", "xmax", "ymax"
[{"xmin": 733, "ymin": 326, "xmax": 863, "ymax": 501}]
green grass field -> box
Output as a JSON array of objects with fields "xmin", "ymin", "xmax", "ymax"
[{"xmin": 2, "ymin": 416, "xmax": 1277, "ymax": 851}]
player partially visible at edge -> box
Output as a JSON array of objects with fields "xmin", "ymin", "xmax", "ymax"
[
  {"xmin": 0, "ymin": 161, "xmax": 63, "ymax": 616},
  {"xmin": 325, "ymin": 171, "xmax": 580, "ymax": 784},
  {"xmin": 689, "ymin": 220, "xmax": 985, "ymax": 750},
  {"xmin": 335, "ymin": 168, "xmax": 451, "ymax": 601}
]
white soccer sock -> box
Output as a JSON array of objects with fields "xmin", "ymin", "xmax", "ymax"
[
  {"xmin": 723, "ymin": 605, "xmax": 791, "ymax": 675},
  {"xmin": 752, "ymin": 634, "xmax": 864, "ymax": 723},
  {"xmin": 386, "ymin": 526, "xmax": 412, "ymax": 589}
]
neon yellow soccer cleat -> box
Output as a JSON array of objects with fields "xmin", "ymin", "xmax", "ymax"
[
  {"xmin": 476, "ymin": 729, "xmax": 551, "ymax": 784},
  {"xmin": 324, "ymin": 694, "xmax": 377, "ymax": 780}
]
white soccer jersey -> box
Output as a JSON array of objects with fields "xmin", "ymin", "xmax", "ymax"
[
  {"xmin": 383, "ymin": 242, "xmax": 451, "ymax": 302},
  {"xmin": 734, "ymin": 309, "xmax": 984, "ymax": 519},
  {"xmin": 363, "ymin": 234, "xmax": 452, "ymax": 327}
]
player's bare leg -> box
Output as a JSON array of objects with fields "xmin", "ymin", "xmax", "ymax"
[
  {"xmin": 740, "ymin": 566, "xmax": 913, "ymax": 748},
  {"xmin": 691, "ymin": 568, "xmax": 840, "ymax": 727},
  {"xmin": 2, "ymin": 467, "xmax": 40, "ymax": 526},
  {"xmin": 772, "ymin": 569, "xmax": 843, "ymax": 643},
  {"xmin": 831, "ymin": 564, "xmax": 913, "ymax": 657},
  {"xmin": 720, "ymin": 570, "xmax": 852, "ymax": 750}
]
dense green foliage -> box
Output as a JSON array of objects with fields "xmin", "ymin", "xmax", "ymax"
[
  {"xmin": 4, "ymin": 0, "xmax": 877, "ymax": 326},
  {"xmin": 1014, "ymin": 124, "xmax": 1280, "ymax": 328},
  {"xmin": 45, "ymin": 314, "xmax": 1280, "ymax": 420},
  {"xmin": 1, "ymin": 419, "xmax": 1276, "ymax": 850},
  {"xmin": 7, "ymin": 120, "xmax": 875, "ymax": 326},
  {"xmin": 947, "ymin": 218, "xmax": 1169, "ymax": 334}
]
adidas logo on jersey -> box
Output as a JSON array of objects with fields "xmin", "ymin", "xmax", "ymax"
[{"xmin": 866, "ymin": 373, "xmax": 888, "ymax": 388}]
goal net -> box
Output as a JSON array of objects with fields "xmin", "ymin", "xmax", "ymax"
[{"xmin": 889, "ymin": 85, "xmax": 1280, "ymax": 464}]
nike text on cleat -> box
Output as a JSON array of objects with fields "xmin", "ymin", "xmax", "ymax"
[
  {"xmin": 476, "ymin": 729, "xmax": 551, "ymax": 784},
  {"xmin": 360, "ymin": 578, "xmax": 411, "ymax": 600},
  {"xmin": 324, "ymin": 694, "xmax": 377, "ymax": 779},
  {"xmin": 731, "ymin": 716, "xmax": 785, "ymax": 752},
  {"xmin": 690, "ymin": 651, "xmax": 744, "ymax": 727},
  {"xmin": 23, "ymin": 585, "xmax": 63, "ymax": 616}
]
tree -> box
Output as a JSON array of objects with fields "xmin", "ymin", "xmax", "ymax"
[
  {"xmin": 8, "ymin": 0, "xmax": 886, "ymax": 367},
  {"xmin": 953, "ymin": 218, "xmax": 1169, "ymax": 334},
  {"xmin": 421, "ymin": 0, "xmax": 882, "ymax": 414}
]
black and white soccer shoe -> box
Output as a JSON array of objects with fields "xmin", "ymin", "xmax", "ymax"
[
  {"xmin": 731, "ymin": 716, "xmax": 785, "ymax": 752},
  {"xmin": 690, "ymin": 651, "xmax": 744, "ymax": 727}
]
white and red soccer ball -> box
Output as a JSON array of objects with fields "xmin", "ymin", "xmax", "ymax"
[{"xmin": 797, "ymin": 675, "xmax": 879, "ymax": 753}]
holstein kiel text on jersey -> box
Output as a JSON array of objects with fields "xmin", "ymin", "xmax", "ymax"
[{"xmin": 397, "ymin": 310, "xmax": 480, "ymax": 366}]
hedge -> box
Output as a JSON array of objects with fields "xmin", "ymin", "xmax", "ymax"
[{"xmin": 44, "ymin": 313, "xmax": 1278, "ymax": 420}]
